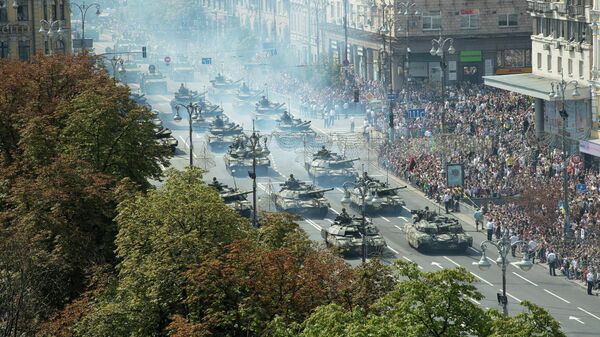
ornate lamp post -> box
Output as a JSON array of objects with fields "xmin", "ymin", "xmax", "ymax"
[
  {"xmin": 340, "ymin": 178, "xmax": 380, "ymax": 263},
  {"xmin": 70, "ymin": 1, "xmax": 101, "ymax": 53},
  {"xmin": 477, "ymin": 230, "xmax": 533, "ymax": 316},
  {"xmin": 174, "ymin": 102, "xmax": 203, "ymax": 168},
  {"xmin": 247, "ymin": 120, "xmax": 267, "ymax": 228},
  {"xmin": 397, "ymin": 1, "xmax": 418, "ymax": 87},
  {"xmin": 39, "ymin": 19, "xmax": 63, "ymax": 55},
  {"xmin": 549, "ymin": 75, "xmax": 580, "ymax": 238},
  {"xmin": 108, "ymin": 56, "xmax": 126, "ymax": 79}
]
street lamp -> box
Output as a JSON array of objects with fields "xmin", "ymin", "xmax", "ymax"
[
  {"xmin": 549, "ymin": 74, "xmax": 580, "ymax": 238},
  {"xmin": 247, "ymin": 120, "xmax": 267, "ymax": 228},
  {"xmin": 340, "ymin": 178, "xmax": 380, "ymax": 263},
  {"xmin": 396, "ymin": 1, "xmax": 418, "ymax": 87},
  {"xmin": 108, "ymin": 56, "xmax": 126, "ymax": 79},
  {"xmin": 39, "ymin": 19, "xmax": 64, "ymax": 55},
  {"xmin": 70, "ymin": 1, "xmax": 101, "ymax": 53},
  {"xmin": 173, "ymin": 102, "xmax": 202, "ymax": 168},
  {"xmin": 477, "ymin": 230, "xmax": 533, "ymax": 316}
]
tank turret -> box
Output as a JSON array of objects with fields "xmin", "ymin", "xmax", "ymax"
[
  {"xmin": 305, "ymin": 147, "xmax": 359, "ymax": 184},
  {"xmin": 224, "ymin": 134, "xmax": 271, "ymax": 175},
  {"xmin": 272, "ymin": 175, "xmax": 332, "ymax": 217},
  {"xmin": 347, "ymin": 174, "xmax": 406, "ymax": 214},
  {"xmin": 321, "ymin": 209, "xmax": 387, "ymax": 256},
  {"xmin": 405, "ymin": 209, "xmax": 473, "ymax": 252}
]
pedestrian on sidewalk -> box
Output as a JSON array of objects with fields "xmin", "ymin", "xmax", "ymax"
[
  {"xmin": 350, "ymin": 117, "xmax": 355, "ymax": 132},
  {"xmin": 510, "ymin": 232, "xmax": 518, "ymax": 257},
  {"xmin": 473, "ymin": 207, "xmax": 483, "ymax": 231},
  {"xmin": 547, "ymin": 250, "xmax": 557, "ymax": 276},
  {"xmin": 486, "ymin": 219, "xmax": 495, "ymax": 241},
  {"xmin": 587, "ymin": 268, "xmax": 596, "ymax": 295}
]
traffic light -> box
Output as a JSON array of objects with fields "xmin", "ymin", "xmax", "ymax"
[
  {"xmin": 142, "ymin": 46, "xmax": 147, "ymax": 58},
  {"xmin": 389, "ymin": 111, "xmax": 394, "ymax": 128},
  {"xmin": 353, "ymin": 89, "xmax": 359, "ymax": 102}
]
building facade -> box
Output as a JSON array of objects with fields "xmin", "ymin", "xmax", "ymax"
[{"xmin": 0, "ymin": 0, "xmax": 72, "ymax": 60}]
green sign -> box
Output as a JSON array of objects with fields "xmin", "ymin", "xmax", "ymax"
[{"xmin": 460, "ymin": 50, "xmax": 482, "ymax": 62}]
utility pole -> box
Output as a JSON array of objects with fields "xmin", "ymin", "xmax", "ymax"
[{"xmin": 343, "ymin": 0, "xmax": 348, "ymax": 65}]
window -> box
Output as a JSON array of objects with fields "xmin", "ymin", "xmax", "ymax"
[
  {"xmin": 60, "ymin": 3, "xmax": 65, "ymax": 20},
  {"xmin": 568, "ymin": 59, "xmax": 573, "ymax": 75},
  {"xmin": 537, "ymin": 53, "xmax": 542, "ymax": 69},
  {"xmin": 51, "ymin": 4, "xmax": 57, "ymax": 20},
  {"xmin": 496, "ymin": 49, "xmax": 531, "ymax": 68},
  {"xmin": 18, "ymin": 40, "xmax": 29, "ymax": 61},
  {"xmin": 498, "ymin": 14, "xmax": 518, "ymax": 27},
  {"xmin": 579, "ymin": 60, "xmax": 584, "ymax": 78},
  {"xmin": 17, "ymin": 4, "xmax": 28, "ymax": 21},
  {"xmin": 547, "ymin": 55, "xmax": 551, "ymax": 71},
  {"xmin": 557, "ymin": 56, "xmax": 562, "ymax": 74},
  {"xmin": 422, "ymin": 10, "xmax": 441, "ymax": 30},
  {"xmin": 0, "ymin": 41, "xmax": 8, "ymax": 58},
  {"xmin": 0, "ymin": 7, "xmax": 7, "ymax": 22},
  {"xmin": 460, "ymin": 9, "xmax": 480, "ymax": 29}
]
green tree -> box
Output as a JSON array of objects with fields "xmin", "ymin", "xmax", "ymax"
[{"xmin": 487, "ymin": 301, "xmax": 566, "ymax": 337}]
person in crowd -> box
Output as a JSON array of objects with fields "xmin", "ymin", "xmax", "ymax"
[{"xmin": 547, "ymin": 250, "xmax": 557, "ymax": 276}]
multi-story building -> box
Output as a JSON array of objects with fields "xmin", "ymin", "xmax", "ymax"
[
  {"xmin": 485, "ymin": 0, "xmax": 595, "ymax": 160},
  {"xmin": 0, "ymin": 0, "xmax": 72, "ymax": 60},
  {"xmin": 321, "ymin": 0, "xmax": 532, "ymax": 86}
]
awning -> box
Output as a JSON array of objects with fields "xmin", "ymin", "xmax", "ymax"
[
  {"xmin": 580, "ymin": 139, "xmax": 600, "ymax": 158},
  {"xmin": 483, "ymin": 73, "xmax": 590, "ymax": 101}
]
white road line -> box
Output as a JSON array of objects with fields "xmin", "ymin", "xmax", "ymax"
[
  {"xmin": 469, "ymin": 297, "xmax": 481, "ymax": 305},
  {"xmin": 381, "ymin": 216, "xmax": 390, "ymax": 222},
  {"xmin": 398, "ymin": 216, "xmax": 408, "ymax": 221},
  {"xmin": 402, "ymin": 256, "xmax": 424, "ymax": 270},
  {"xmin": 569, "ymin": 316, "xmax": 585, "ymax": 324},
  {"xmin": 394, "ymin": 225, "xmax": 403, "ymax": 231},
  {"xmin": 304, "ymin": 218, "xmax": 322, "ymax": 231},
  {"xmin": 431, "ymin": 262, "xmax": 443, "ymax": 269},
  {"xmin": 543, "ymin": 289, "xmax": 570, "ymax": 303},
  {"xmin": 499, "ymin": 290, "xmax": 521, "ymax": 303},
  {"xmin": 468, "ymin": 247, "xmax": 480, "ymax": 254},
  {"xmin": 443, "ymin": 256, "xmax": 461, "ymax": 267},
  {"xmin": 177, "ymin": 136, "xmax": 198, "ymax": 159},
  {"xmin": 388, "ymin": 246, "xmax": 399, "ymax": 254},
  {"xmin": 257, "ymin": 183, "xmax": 267, "ymax": 193},
  {"xmin": 325, "ymin": 219, "xmax": 334, "ymax": 223},
  {"xmin": 336, "ymin": 187, "xmax": 344, "ymax": 192},
  {"xmin": 329, "ymin": 208, "xmax": 340, "ymax": 215},
  {"xmin": 512, "ymin": 272, "xmax": 538, "ymax": 287},
  {"xmin": 470, "ymin": 272, "xmax": 494, "ymax": 286},
  {"xmin": 578, "ymin": 307, "xmax": 600, "ymax": 321},
  {"xmin": 402, "ymin": 206, "xmax": 411, "ymax": 212}
]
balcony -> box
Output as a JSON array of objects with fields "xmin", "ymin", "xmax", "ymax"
[
  {"xmin": 568, "ymin": 4, "xmax": 586, "ymax": 18},
  {"xmin": 526, "ymin": 0, "xmax": 554, "ymax": 14}
]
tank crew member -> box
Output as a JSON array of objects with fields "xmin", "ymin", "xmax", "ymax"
[
  {"xmin": 209, "ymin": 177, "xmax": 224, "ymax": 191},
  {"xmin": 285, "ymin": 174, "xmax": 300, "ymax": 189},
  {"xmin": 178, "ymin": 83, "xmax": 189, "ymax": 95},
  {"xmin": 315, "ymin": 146, "xmax": 330, "ymax": 158},
  {"xmin": 214, "ymin": 115, "xmax": 225, "ymax": 128},
  {"xmin": 281, "ymin": 111, "xmax": 293, "ymax": 124},
  {"xmin": 240, "ymin": 82, "xmax": 249, "ymax": 93},
  {"xmin": 335, "ymin": 208, "xmax": 352, "ymax": 224},
  {"xmin": 259, "ymin": 95, "xmax": 269, "ymax": 107}
]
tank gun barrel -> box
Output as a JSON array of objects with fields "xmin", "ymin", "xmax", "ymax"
[
  {"xmin": 223, "ymin": 190, "xmax": 252, "ymax": 198},
  {"xmin": 298, "ymin": 187, "xmax": 334, "ymax": 196},
  {"xmin": 377, "ymin": 186, "xmax": 408, "ymax": 194},
  {"xmin": 332, "ymin": 158, "xmax": 360, "ymax": 165}
]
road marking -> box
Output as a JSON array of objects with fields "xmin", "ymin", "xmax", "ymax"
[
  {"xmin": 468, "ymin": 247, "xmax": 480, "ymax": 254},
  {"xmin": 304, "ymin": 218, "xmax": 322, "ymax": 231},
  {"xmin": 336, "ymin": 187, "xmax": 344, "ymax": 192},
  {"xmin": 381, "ymin": 216, "xmax": 390, "ymax": 222},
  {"xmin": 394, "ymin": 225, "xmax": 403, "ymax": 231},
  {"xmin": 512, "ymin": 272, "xmax": 538, "ymax": 287},
  {"xmin": 443, "ymin": 256, "xmax": 461, "ymax": 267},
  {"xmin": 402, "ymin": 206, "xmax": 411, "ymax": 212},
  {"xmin": 431, "ymin": 262, "xmax": 443, "ymax": 269},
  {"xmin": 469, "ymin": 297, "xmax": 481, "ymax": 305},
  {"xmin": 578, "ymin": 307, "xmax": 600, "ymax": 321},
  {"xmin": 388, "ymin": 246, "xmax": 399, "ymax": 254},
  {"xmin": 398, "ymin": 216, "xmax": 408, "ymax": 221},
  {"xmin": 257, "ymin": 183, "xmax": 268, "ymax": 193},
  {"xmin": 401, "ymin": 256, "xmax": 423, "ymax": 269},
  {"xmin": 470, "ymin": 272, "xmax": 494, "ymax": 286},
  {"xmin": 569, "ymin": 316, "xmax": 585, "ymax": 324},
  {"xmin": 499, "ymin": 290, "xmax": 521, "ymax": 303},
  {"xmin": 543, "ymin": 289, "xmax": 570, "ymax": 303},
  {"xmin": 487, "ymin": 256, "xmax": 498, "ymax": 265},
  {"xmin": 329, "ymin": 208, "xmax": 340, "ymax": 215},
  {"xmin": 178, "ymin": 136, "xmax": 198, "ymax": 159},
  {"xmin": 325, "ymin": 219, "xmax": 334, "ymax": 223}
]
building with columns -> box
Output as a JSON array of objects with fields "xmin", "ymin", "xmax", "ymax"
[
  {"xmin": 0, "ymin": 0, "xmax": 72, "ymax": 60},
  {"xmin": 485, "ymin": 0, "xmax": 597, "ymax": 163}
]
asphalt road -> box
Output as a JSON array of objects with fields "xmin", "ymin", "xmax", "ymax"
[{"xmin": 129, "ymin": 65, "xmax": 600, "ymax": 336}]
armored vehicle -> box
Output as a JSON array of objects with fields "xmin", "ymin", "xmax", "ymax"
[
  {"xmin": 120, "ymin": 62, "xmax": 143, "ymax": 84},
  {"xmin": 277, "ymin": 111, "xmax": 313, "ymax": 133},
  {"xmin": 207, "ymin": 115, "xmax": 243, "ymax": 150},
  {"xmin": 321, "ymin": 208, "xmax": 387, "ymax": 256},
  {"xmin": 210, "ymin": 73, "xmax": 239, "ymax": 89},
  {"xmin": 208, "ymin": 178, "xmax": 252, "ymax": 218},
  {"xmin": 272, "ymin": 175, "xmax": 333, "ymax": 217},
  {"xmin": 236, "ymin": 82, "xmax": 261, "ymax": 101},
  {"xmin": 130, "ymin": 93, "xmax": 152, "ymax": 110},
  {"xmin": 224, "ymin": 134, "xmax": 271, "ymax": 175},
  {"xmin": 140, "ymin": 65, "xmax": 167, "ymax": 94},
  {"xmin": 305, "ymin": 147, "xmax": 359, "ymax": 184},
  {"xmin": 170, "ymin": 61, "xmax": 195, "ymax": 82},
  {"xmin": 347, "ymin": 172, "xmax": 406, "ymax": 214},
  {"xmin": 155, "ymin": 127, "xmax": 178, "ymax": 153},
  {"xmin": 405, "ymin": 209, "xmax": 473, "ymax": 252},
  {"xmin": 254, "ymin": 96, "xmax": 286, "ymax": 128},
  {"xmin": 170, "ymin": 84, "xmax": 206, "ymax": 113}
]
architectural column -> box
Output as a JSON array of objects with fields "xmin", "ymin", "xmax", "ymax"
[{"xmin": 535, "ymin": 98, "xmax": 545, "ymax": 138}]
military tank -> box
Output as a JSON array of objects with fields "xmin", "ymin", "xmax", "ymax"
[
  {"xmin": 208, "ymin": 178, "xmax": 252, "ymax": 218},
  {"xmin": 140, "ymin": 65, "xmax": 167, "ymax": 94},
  {"xmin": 272, "ymin": 175, "xmax": 333, "ymax": 217},
  {"xmin": 154, "ymin": 126, "xmax": 178, "ymax": 153},
  {"xmin": 170, "ymin": 83, "xmax": 206, "ymax": 113},
  {"xmin": 321, "ymin": 209, "xmax": 387, "ymax": 256},
  {"xmin": 405, "ymin": 209, "xmax": 473, "ymax": 252},
  {"xmin": 236, "ymin": 82, "xmax": 261, "ymax": 101},
  {"xmin": 347, "ymin": 172, "xmax": 407, "ymax": 214},
  {"xmin": 210, "ymin": 73, "xmax": 239, "ymax": 89},
  {"xmin": 223, "ymin": 134, "xmax": 271, "ymax": 176},
  {"xmin": 206, "ymin": 115, "xmax": 243, "ymax": 151},
  {"xmin": 305, "ymin": 147, "xmax": 359, "ymax": 184},
  {"xmin": 254, "ymin": 96, "xmax": 286, "ymax": 128}
]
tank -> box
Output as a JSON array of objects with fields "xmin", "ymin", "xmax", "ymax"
[
  {"xmin": 405, "ymin": 209, "xmax": 473, "ymax": 252},
  {"xmin": 348, "ymin": 173, "xmax": 406, "ymax": 214},
  {"xmin": 209, "ymin": 178, "xmax": 252, "ymax": 218},
  {"xmin": 206, "ymin": 116, "xmax": 243, "ymax": 151},
  {"xmin": 155, "ymin": 127, "xmax": 178, "ymax": 153},
  {"xmin": 223, "ymin": 134, "xmax": 271, "ymax": 175},
  {"xmin": 305, "ymin": 147, "xmax": 359, "ymax": 184},
  {"xmin": 254, "ymin": 96, "xmax": 286, "ymax": 128},
  {"xmin": 321, "ymin": 210, "xmax": 387, "ymax": 256},
  {"xmin": 140, "ymin": 65, "xmax": 167, "ymax": 94},
  {"xmin": 170, "ymin": 84, "xmax": 206, "ymax": 113},
  {"xmin": 236, "ymin": 82, "xmax": 261, "ymax": 101},
  {"xmin": 210, "ymin": 73, "xmax": 239, "ymax": 89},
  {"xmin": 272, "ymin": 177, "xmax": 333, "ymax": 217}
]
